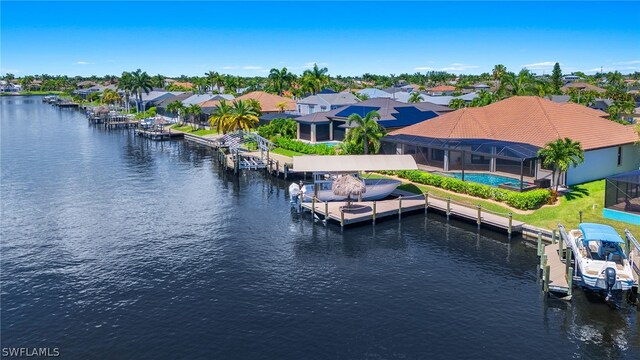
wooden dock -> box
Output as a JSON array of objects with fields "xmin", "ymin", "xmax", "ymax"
[
  {"xmin": 300, "ymin": 191, "xmax": 524, "ymax": 235},
  {"xmin": 540, "ymin": 242, "xmax": 573, "ymax": 300},
  {"xmin": 135, "ymin": 129, "xmax": 183, "ymax": 141}
]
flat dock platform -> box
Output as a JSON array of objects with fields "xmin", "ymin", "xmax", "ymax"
[
  {"xmin": 542, "ymin": 242, "xmax": 572, "ymax": 299},
  {"xmin": 135, "ymin": 129, "xmax": 183, "ymax": 141},
  {"xmin": 300, "ymin": 193, "xmax": 524, "ymax": 234}
]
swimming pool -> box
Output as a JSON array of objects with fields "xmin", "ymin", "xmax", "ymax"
[
  {"xmin": 314, "ymin": 141, "xmax": 341, "ymax": 148},
  {"xmin": 445, "ymin": 172, "xmax": 532, "ymax": 187}
]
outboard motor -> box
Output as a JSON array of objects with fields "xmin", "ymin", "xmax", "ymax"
[
  {"xmin": 289, "ymin": 183, "xmax": 300, "ymax": 205},
  {"xmin": 604, "ymin": 267, "xmax": 617, "ymax": 302}
]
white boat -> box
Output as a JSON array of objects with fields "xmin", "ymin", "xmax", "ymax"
[
  {"xmin": 298, "ymin": 173, "xmax": 402, "ymax": 202},
  {"xmin": 561, "ymin": 223, "xmax": 635, "ymax": 304}
]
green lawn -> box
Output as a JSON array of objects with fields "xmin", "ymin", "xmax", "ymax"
[
  {"xmin": 364, "ymin": 173, "xmax": 640, "ymax": 235},
  {"xmin": 170, "ymin": 124, "xmax": 217, "ymax": 136},
  {"xmin": 271, "ymin": 148, "xmax": 303, "ymax": 157}
]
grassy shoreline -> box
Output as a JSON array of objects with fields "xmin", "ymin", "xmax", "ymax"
[{"xmin": 366, "ymin": 172, "xmax": 639, "ymax": 235}]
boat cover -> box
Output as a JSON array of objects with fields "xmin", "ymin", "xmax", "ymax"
[
  {"xmin": 579, "ymin": 223, "xmax": 624, "ymax": 244},
  {"xmin": 292, "ymin": 155, "xmax": 418, "ymax": 173}
]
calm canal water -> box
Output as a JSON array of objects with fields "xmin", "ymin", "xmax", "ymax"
[{"xmin": 1, "ymin": 96, "xmax": 639, "ymax": 359}]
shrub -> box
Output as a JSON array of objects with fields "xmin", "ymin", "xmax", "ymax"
[
  {"xmin": 382, "ymin": 170, "xmax": 550, "ymax": 210},
  {"xmin": 274, "ymin": 138, "xmax": 336, "ymax": 155}
]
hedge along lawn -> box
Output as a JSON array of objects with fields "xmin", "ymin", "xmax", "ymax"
[
  {"xmin": 271, "ymin": 148, "xmax": 303, "ymax": 157},
  {"xmin": 365, "ymin": 173, "xmax": 640, "ymax": 235}
]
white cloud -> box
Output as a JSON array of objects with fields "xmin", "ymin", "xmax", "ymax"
[
  {"xmin": 439, "ymin": 63, "xmax": 479, "ymax": 72},
  {"xmin": 614, "ymin": 60, "xmax": 640, "ymax": 65},
  {"xmin": 1, "ymin": 68, "xmax": 22, "ymax": 74},
  {"xmin": 222, "ymin": 65, "xmax": 263, "ymax": 71},
  {"xmin": 414, "ymin": 66, "xmax": 434, "ymax": 71},
  {"xmin": 75, "ymin": 61, "xmax": 92, "ymax": 65},
  {"xmin": 521, "ymin": 61, "xmax": 558, "ymax": 69}
]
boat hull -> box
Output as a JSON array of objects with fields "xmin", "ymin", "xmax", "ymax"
[{"xmin": 302, "ymin": 179, "xmax": 402, "ymax": 202}]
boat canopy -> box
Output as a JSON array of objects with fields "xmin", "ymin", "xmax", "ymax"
[
  {"xmin": 579, "ymin": 223, "xmax": 624, "ymax": 244},
  {"xmin": 291, "ymin": 155, "xmax": 418, "ymax": 173}
]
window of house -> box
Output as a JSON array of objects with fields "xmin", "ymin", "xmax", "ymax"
[
  {"xmin": 320, "ymin": 106, "xmax": 327, "ymax": 111},
  {"xmin": 431, "ymin": 149, "xmax": 445, "ymax": 161},
  {"xmin": 618, "ymin": 146, "xmax": 622, "ymax": 166}
]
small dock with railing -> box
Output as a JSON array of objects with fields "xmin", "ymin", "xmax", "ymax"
[
  {"xmin": 299, "ymin": 190, "xmax": 525, "ymax": 235},
  {"xmin": 134, "ymin": 128, "xmax": 183, "ymax": 141}
]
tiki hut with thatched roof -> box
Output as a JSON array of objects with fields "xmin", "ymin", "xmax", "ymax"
[{"xmin": 332, "ymin": 175, "xmax": 366, "ymax": 209}]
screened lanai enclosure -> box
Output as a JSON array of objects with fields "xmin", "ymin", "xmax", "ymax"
[{"xmin": 381, "ymin": 135, "xmax": 547, "ymax": 191}]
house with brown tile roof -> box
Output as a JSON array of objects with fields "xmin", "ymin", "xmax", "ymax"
[
  {"xmin": 235, "ymin": 91, "xmax": 296, "ymax": 113},
  {"xmin": 561, "ymin": 82, "xmax": 606, "ymax": 94},
  {"xmin": 382, "ymin": 96, "xmax": 639, "ymax": 187},
  {"xmin": 427, "ymin": 85, "xmax": 456, "ymax": 96}
]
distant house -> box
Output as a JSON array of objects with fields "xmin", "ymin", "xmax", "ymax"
[
  {"xmin": 294, "ymin": 98, "xmax": 452, "ymax": 143},
  {"xmin": 182, "ymin": 94, "xmax": 217, "ymax": 106},
  {"xmin": 0, "ymin": 80, "xmax": 20, "ymax": 92},
  {"xmin": 131, "ymin": 91, "xmax": 186, "ymax": 110},
  {"xmin": 357, "ymin": 88, "xmax": 392, "ymax": 99},
  {"xmin": 382, "ymin": 96, "xmax": 639, "ymax": 187},
  {"xmin": 426, "ymin": 85, "xmax": 456, "ymax": 96},
  {"xmin": 562, "ymin": 75, "xmax": 582, "ymax": 82},
  {"xmin": 73, "ymin": 84, "xmax": 119, "ymax": 99},
  {"xmin": 258, "ymin": 113, "xmax": 299, "ymax": 126},
  {"xmin": 156, "ymin": 92, "xmax": 194, "ymax": 115},
  {"xmin": 297, "ymin": 93, "xmax": 359, "ymax": 115},
  {"xmin": 77, "ymin": 81, "xmax": 97, "ymax": 88},
  {"xmin": 561, "ymin": 82, "xmax": 606, "ymax": 94},
  {"xmin": 421, "ymin": 92, "xmax": 479, "ymax": 106}
]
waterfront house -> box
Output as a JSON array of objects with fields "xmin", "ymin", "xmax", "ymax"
[
  {"xmin": 381, "ymin": 96, "xmax": 639, "ymax": 187},
  {"xmin": 295, "ymin": 98, "xmax": 451, "ymax": 143},
  {"xmin": 297, "ymin": 93, "xmax": 359, "ymax": 115},
  {"xmin": 132, "ymin": 91, "xmax": 186, "ymax": 110},
  {"xmin": 182, "ymin": 94, "xmax": 217, "ymax": 106},
  {"xmin": 421, "ymin": 92, "xmax": 478, "ymax": 106},
  {"xmin": 156, "ymin": 92, "xmax": 194, "ymax": 116}
]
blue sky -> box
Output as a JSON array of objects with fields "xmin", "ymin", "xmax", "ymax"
[{"xmin": 2, "ymin": 1, "xmax": 639, "ymax": 77}]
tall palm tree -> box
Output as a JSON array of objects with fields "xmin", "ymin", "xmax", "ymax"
[
  {"xmin": 205, "ymin": 71, "xmax": 221, "ymax": 92},
  {"xmin": 448, "ymin": 98, "xmax": 466, "ymax": 110},
  {"xmin": 167, "ymin": 101, "xmax": 185, "ymax": 125},
  {"xmin": 408, "ymin": 92, "xmax": 424, "ymax": 103},
  {"xmin": 151, "ymin": 74, "xmax": 165, "ymax": 88},
  {"xmin": 268, "ymin": 67, "xmax": 293, "ymax": 95},
  {"xmin": 302, "ymin": 63, "xmax": 329, "ymax": 94},
  {"xmin": 185, "ymin": 104, "xmax": 203, "ymax": 130},
  {"xmin": 118, "ymin": 71, "xmax": 134, "ymax": 112},
  {"xmin": 130, "ymin": 69, "xmax": 153, "ymax": 112},
  {"xmin": 537, "ymin": 137, "xmax": 585, "ymax": 192},
  {"xmin": 504, "ymin": 69, "xmax": 535, "ymax": 96},
  {"xmin": 227, "ymin": 100, "xmax": 259, "ymax": 132},
  {"xmin": 345, "ymin": 110, "xmax": 384, "ymax": 155},
  {"xmin": 492, "ymin": 64, "xmax": 507, "ymax": 94},
  {"xmin": 102, "ymin": 89, "xmax": 121, "ymax": 106},
  {"xmin": 208, "ymin": 99, "xmax": 233, "ymax": 133},
  {"xmin": 245, "ymin": 98, "xmax": 262, "ymax": 114}
]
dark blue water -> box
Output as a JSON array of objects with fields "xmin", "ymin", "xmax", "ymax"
[{"xmin": 1, "ymin": 97, "xmax": 639, "ymax": 359}]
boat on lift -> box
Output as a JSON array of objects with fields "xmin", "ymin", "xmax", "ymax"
[
  {"xmin": 300, "ymin": 173, "xmax": 401, "ymax": 202},
  {"xmin": 560, "ymin": 223, "xmax": 635, "ymax": 306}
]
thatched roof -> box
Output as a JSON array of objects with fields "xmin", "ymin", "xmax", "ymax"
[{"xmin": 332, "ymin": 175, "xmax": 366, "ymax": 197}]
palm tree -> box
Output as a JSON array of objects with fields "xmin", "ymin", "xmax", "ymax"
[
  {"xmin": 151, "ymin": 74, "xmax": 165, "ymax": 88},
  {"xmin": 208, "ymin": 99, "xmax": 233, "ymax": 133},
  {"xmin": 167, "ymin": 101, "xmax": 185, "ymax": 125},
  {"xmin": 118, "ymin": 71, "xmax": 134, "ymax": 112},
  {"xmin": 492, "ymin": 64, "xmax": 507, "ymax": 94},
  {"xmin": 503, "ymin": 69, "xmax": 535, "ymax": 96},
  {"xmin": 205, "ymin": 71, "xmax": 222, "ymax": 92},
  {"xmin": 275, "ymin": 101, "xmax": 287, "ymax": 113},
  {"xmin": 245, "ymin": 98, "xmax": 262, "ymax": 114},
  {"xmin": 302, "ymin": 63, "xmax": 329, "ymax": 94},
  {"xmin": 130, "ymin": 69, "xmax": 153, "ymax": 112},
  {"xmin": 537, "ymin": 138, "xmax": 585, "ymax": 192},
  {"xmin": 226, "ymin": 100, "xmax": 259, "ymax": 132},
  {"xmin": 408, "ymin": 92, "xmax": 424, "ymax": 103},
  {"xmin": 448, "ymin": 98, "xmax": 466, "ymax": 110},
  {"xmin": 268, "ymin": 67, "xmax": 293, "ymax": 95},
  {"xmin": 102, "ymin": 89, "xmax": 121, "ymax": 106},
  {"xmin": 345, "ymin": 110, "xmax": 384, "ymax": 155},
  {"xmin": 185, "ymin": 104, "xmax": 203, "ymax": 130},
  {"xmin": 470, "ymin": 90, "xmax": 496, "ymax": 107}
]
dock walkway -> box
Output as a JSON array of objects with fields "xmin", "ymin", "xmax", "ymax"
[{"xmin": 300, "ymin": 191, "xmax": 524, "ymax": 234}]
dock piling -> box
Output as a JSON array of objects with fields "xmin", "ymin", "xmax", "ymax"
[
  {"xmin": 476, "ymin": 205, "xmax": 482, "ymax": 229},
  {"xmin": 567, "ymin": 267, "xmax": 573, "ymax": 296},
  {"xmin": 543, "ymin": 264, "xmax": 550, "ymax": 294},
  {"xmin": 446, "ymin": 198, "xmax": 451, "ymax": 220},
  {"xmin": 424, "ymin": 192, "xmax": 429, "ymax": 215},
  {"xmin": 340, "ymin": 208, "xmax": 344, "ymax": 227},
  {"xmin": 372, "ymin": 201, "xmax": 377, "ymax": 224},
  {"xmin": 565, "ymin": 248, "xmax": 572, "ymax": 280},
  {"xmin": 537, "ymin": 233, "xmax": 543, "ymax": 256},
  {"xmin": 324, "ymin": 201, "xmax": 329, "ymax": 222},
  {"xmin": 558, "ymin": 230, "xmax": 564, "ymax": 257},
  {"xmin": 508, "ymin": 213, "xmax": 513, "ymax": 238},
  {"xmin": 398, "ymin": 196, "xmax": 402, "ymax": 219}
]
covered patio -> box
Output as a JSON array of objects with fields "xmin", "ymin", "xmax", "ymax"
[
  {"xmin": 381, "ymin": 135, "xmax": 542, "ymax": 191},
  {"xmin": 604, "ymin": 170, "xmax": 640, "ymax": 225}
]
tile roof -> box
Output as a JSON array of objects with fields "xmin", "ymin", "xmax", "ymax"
[
  {"xmin": 200, "ymin": 91, "xmax": 294, "ymax": 112},
  {"xmin": 429, "ymin": 85, "xmax": 456, "ymax": 92},
  {"xmin": 561, "ymin": 82, "xmax": 606, "ymax": 94},
  {"xmin": 182, "ymin": 94, "xmax": 216, "ymax": 106},
  {"xmin": 389, "ymin": 96, "xmax": 637, "ymax": 150}
]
